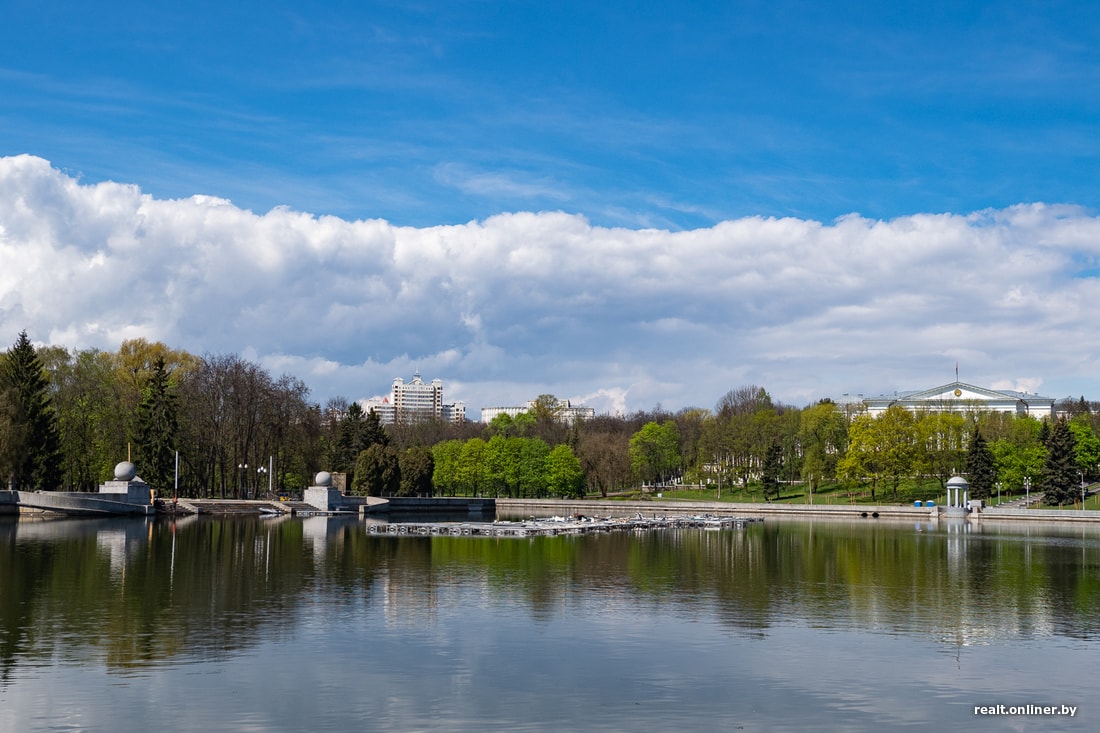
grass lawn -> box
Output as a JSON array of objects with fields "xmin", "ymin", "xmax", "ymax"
[
  {"xmin": 460, "ymin": 481, "xmax": 1100, "ymax": 510},
  {"xmin": 609, "ymin": 478, "xmax": 1070, "ymax": 507}
]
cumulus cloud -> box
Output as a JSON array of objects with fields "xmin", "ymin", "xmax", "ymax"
[{"xmin": 3, "ymin": 154, "xmax": 1100, "ymax": 416}]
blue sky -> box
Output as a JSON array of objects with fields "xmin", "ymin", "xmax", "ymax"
[
  {"xmin": 3, "ymin": 1, "xmax": 1100, "ymax": 415},
  {"xmin": 5, "ymin": 1, "xmax": 1099, "ymax": 228}
]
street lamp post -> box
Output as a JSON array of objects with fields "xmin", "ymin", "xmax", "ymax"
[
  {"xmin": 257, "ymin": 465, "xmax": 268, "ymax": 499},
  {"xmin": 238, "ymin": 463, "xmax": 248, "ymax": 499},
  {"xmin": 1024, "ymin": 476, "xmax": 1030, "ymax": 507}
]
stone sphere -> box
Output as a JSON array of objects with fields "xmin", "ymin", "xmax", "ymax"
[
  {"xmin": 114, "ymin": 461, "xmax": 137, "ymax": 481},
  {"xmin": 314, "ymin": 471, "xmax": 333, "ymax": 487}
]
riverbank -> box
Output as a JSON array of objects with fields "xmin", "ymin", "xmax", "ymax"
[
  {"xmin": 7, "ymin": 490, "xmax": 1100, "ymax": 524},
  {"xmin": 497, "ymin": 498, "xmax": 1100, "ymax": 523}
]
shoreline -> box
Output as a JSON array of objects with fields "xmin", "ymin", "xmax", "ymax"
[
  {"xmin": 6, "ymin": 490, "xmax": 1100, "ymax": 524},
  {"xmin": 498, "ymin": 498, "xmax": 1100, "ymax": 523}
]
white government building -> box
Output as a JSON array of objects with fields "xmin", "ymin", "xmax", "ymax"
[
  {"xmin": 481, "ymin": 399, "xmax": 596, "ymax": 425},
  {"xmin": 360, "ymin": 371, "xmax": 466, "ymax": 425},
  {"xmin": 861, "ymin": 381, "xmax": 1056, "ymax": 419}
]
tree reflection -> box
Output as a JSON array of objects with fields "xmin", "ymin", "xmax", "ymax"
[{"xmin": 3, "ymin": 515, "xmax": 1100, "ymax": 682}]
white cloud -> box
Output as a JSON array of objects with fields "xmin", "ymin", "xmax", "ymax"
[{"xmin": 3, "ymin": 155, "xmax": 1100, "ymax": 413}]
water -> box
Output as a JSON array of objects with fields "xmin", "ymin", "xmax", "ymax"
[{"xmin": 1, "ymin": 514, "xmax": 1097, "ymax": 731}]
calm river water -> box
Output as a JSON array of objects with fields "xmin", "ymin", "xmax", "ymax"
[{"xmin": 2, "ymin": 513, "xmax": 1098, "ymax": 732}]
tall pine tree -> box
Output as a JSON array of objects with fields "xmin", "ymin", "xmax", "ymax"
[
  {"xmin": 1, "ymin": 331, "xmax": 61, "ymax": 490},
  {"xmin": 1041, "ymin": 418, "xmax": 1079, "ymax": 506},
  {"xmin": 133, "ymin": 356, "xmax": 179, "ymax": 490},
  {"xmin": 965, "ymin": 427, "xmax": 997, "ymax": 500}
]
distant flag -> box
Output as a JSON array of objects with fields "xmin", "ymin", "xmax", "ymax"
[{"xmin": 955, "ymin": 362, "xmax": 959, "ymax": 381}]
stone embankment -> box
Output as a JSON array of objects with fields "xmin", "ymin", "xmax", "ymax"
[
  {"xmin": 496, "ymin": 498, "xmax": 931, "ymax": 520},
  {"xmin": 8, "ymin": 490, "xmax": 1100, "ymax": 524},
  {"xmin": 500, "ymin": 498, "xmax": 1100, "ymax": 523}
]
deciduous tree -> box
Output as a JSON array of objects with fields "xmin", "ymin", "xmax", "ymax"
[
  {"xmin": 799, "ymin": 400, "xmax": 848, "ymax": 490},
  {"xmin": 629, "ymin": 421, "xmax": 680, "ymax": 485},
  {"xmin": 545, "ymin": 444, "xmax": 584, "ymax": 498}
]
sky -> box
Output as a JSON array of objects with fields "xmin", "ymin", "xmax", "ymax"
[{"xmin": 2, "ymin": 1, "xmax": 1100, "ymax": 417}]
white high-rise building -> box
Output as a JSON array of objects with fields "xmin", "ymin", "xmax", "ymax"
[
  {"xmin": 392, "ymin": 371, "xmax": 443, "ymax": 421},
  {"xmin": 361, "ymin": 371, "xmax": 465, "ymax": 425}
]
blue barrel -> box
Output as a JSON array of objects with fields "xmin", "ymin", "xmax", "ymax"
[
  {"xmin": 914, "ymin": 500, "xmax": 923, "ymax": 507},
  {"xmin": 926, "ymin": 501, "xmax": 935, "ymax": 507}
]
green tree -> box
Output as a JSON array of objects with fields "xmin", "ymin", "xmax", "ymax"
[
  {"xmin": 878, "ymin": 405, "xmax": 918, "ymax": 499},
  {"xmin": 42, "ymin": 348, "xmax": 120, "ymax": 491},
  {"xmin": 629, "ymin": 421, "xmax": 680, "ymax": 485},
  {"xmin": 333, "ymin": 402, "xmax": 367, "ymax": 479},
  {"xmin": 0, "ymin": 331, "xmax": 61, "ymax": 490},
  {"xmin": 1041, "ymin": 419, "xmax": 1079, "ymax": 505},
  {"xmin": 799, "ymin": 400, "xmax": 848, "ymax": 490},
  {"xmin": 483, "ymin": 434, "xmax": 517, "ymax": 496},
  {"xmin": 398, "ymin": 445, "xmax": 434, "ymax": 497},
  {"xmin": 837, "ymin": 413, "xmax": 882, "ymax": 499},
  {"xmin": 989, "ymin": 439, "xmax": 1045, "ymax": 496},
  {"xmin": 760, "ymin": 441, "xmax": 782, "ymax": 500},
  {"xmin": 486, "ymin": 412, "xmax": 518, "ymax": 437},
  {"xmin": 431, "ymin": 440, "xmax": 464, "ymax": 496},
  {"xmin": 456, "ymin": 438, "xmax": 488, "ymax": 495},
  {"xmin": 1067, "ymin": 419, "xmax": 1100, "ymax": 479},
  {"xmin": 965, "ymin": 427, "xmax": 996, "ymax": 500},
  {"xmin": 916, "ymin": 411, "xmax": 967, "ymax": 488},
  {"xmin": 545, "ymin": 444, "xmax": 584, "ymax": 498},
  {"xmin": 530, "ymin": 394, "xmax": 564, "ymax": 424},
  {"xmin": 0, "ymin": 381, "xmax": 24, "ymax": 485},
  {"xmin": 352, "ymin": 443, "xmax": 401, "ymax": 497},
  {"xmin": 133, "ymin": 356, "xmax": 179, "ymax": 491},
  {"xmin": 516, "ymin": 437, "xmax": 550, "ymax": 497},
  {"xmin": 362, "ymin": 408, "xmax": 389, "ymax": 448}
]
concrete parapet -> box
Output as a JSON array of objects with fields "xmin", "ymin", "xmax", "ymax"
[
  {"xmin": 99, "ymin": 480, "xmax": 155, "ymax": 504},
  {"xmin": 303, "ymin": 487, "xmax": 345, "ymax": 512},
  {"xmin": 303, "ymin": 487, "xmax": 387, "ymax": 513},
  {"xmin": 497, "ymin": 498, "xmax": 934, "ymax": 521},
  {"xmin": 15, "ymin": 490, "xmax": 155, "ymax": 516},
  {"xmin": 375, "ymin": 497, "xmax": 495, "ymax": 516},
  {"xmin": 0, "ymin": 490, "xmax": 17, "ymax": 515},
  {"xmin": 979, "ymin": 507, "xmax": 1100, "ymax": 522}
]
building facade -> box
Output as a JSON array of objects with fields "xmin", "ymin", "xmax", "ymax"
[
  {"xmin": 862, "ymin": 381, "xmax": 1055, "ymax": 420},
  {"xmin": 481, "ymin": 399, "xmax": 595, "ymax": 425},
  {"xmin": 360, "ymin": 371, "xmax": 465, "ymax": 425}
]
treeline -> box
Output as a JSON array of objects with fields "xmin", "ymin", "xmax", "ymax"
[{"xmin": 3, "ymin": 332, "xmax": 1100, "ymax": 504}]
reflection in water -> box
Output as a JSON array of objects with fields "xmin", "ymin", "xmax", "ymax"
[{"xmin": 2, "ymin": 515, "xmax": 1099, "ymax": 731}]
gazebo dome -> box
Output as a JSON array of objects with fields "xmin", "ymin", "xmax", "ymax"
[{"xmin": 946, "ymin": 475, "xmax": 969, "ymax": 491}]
